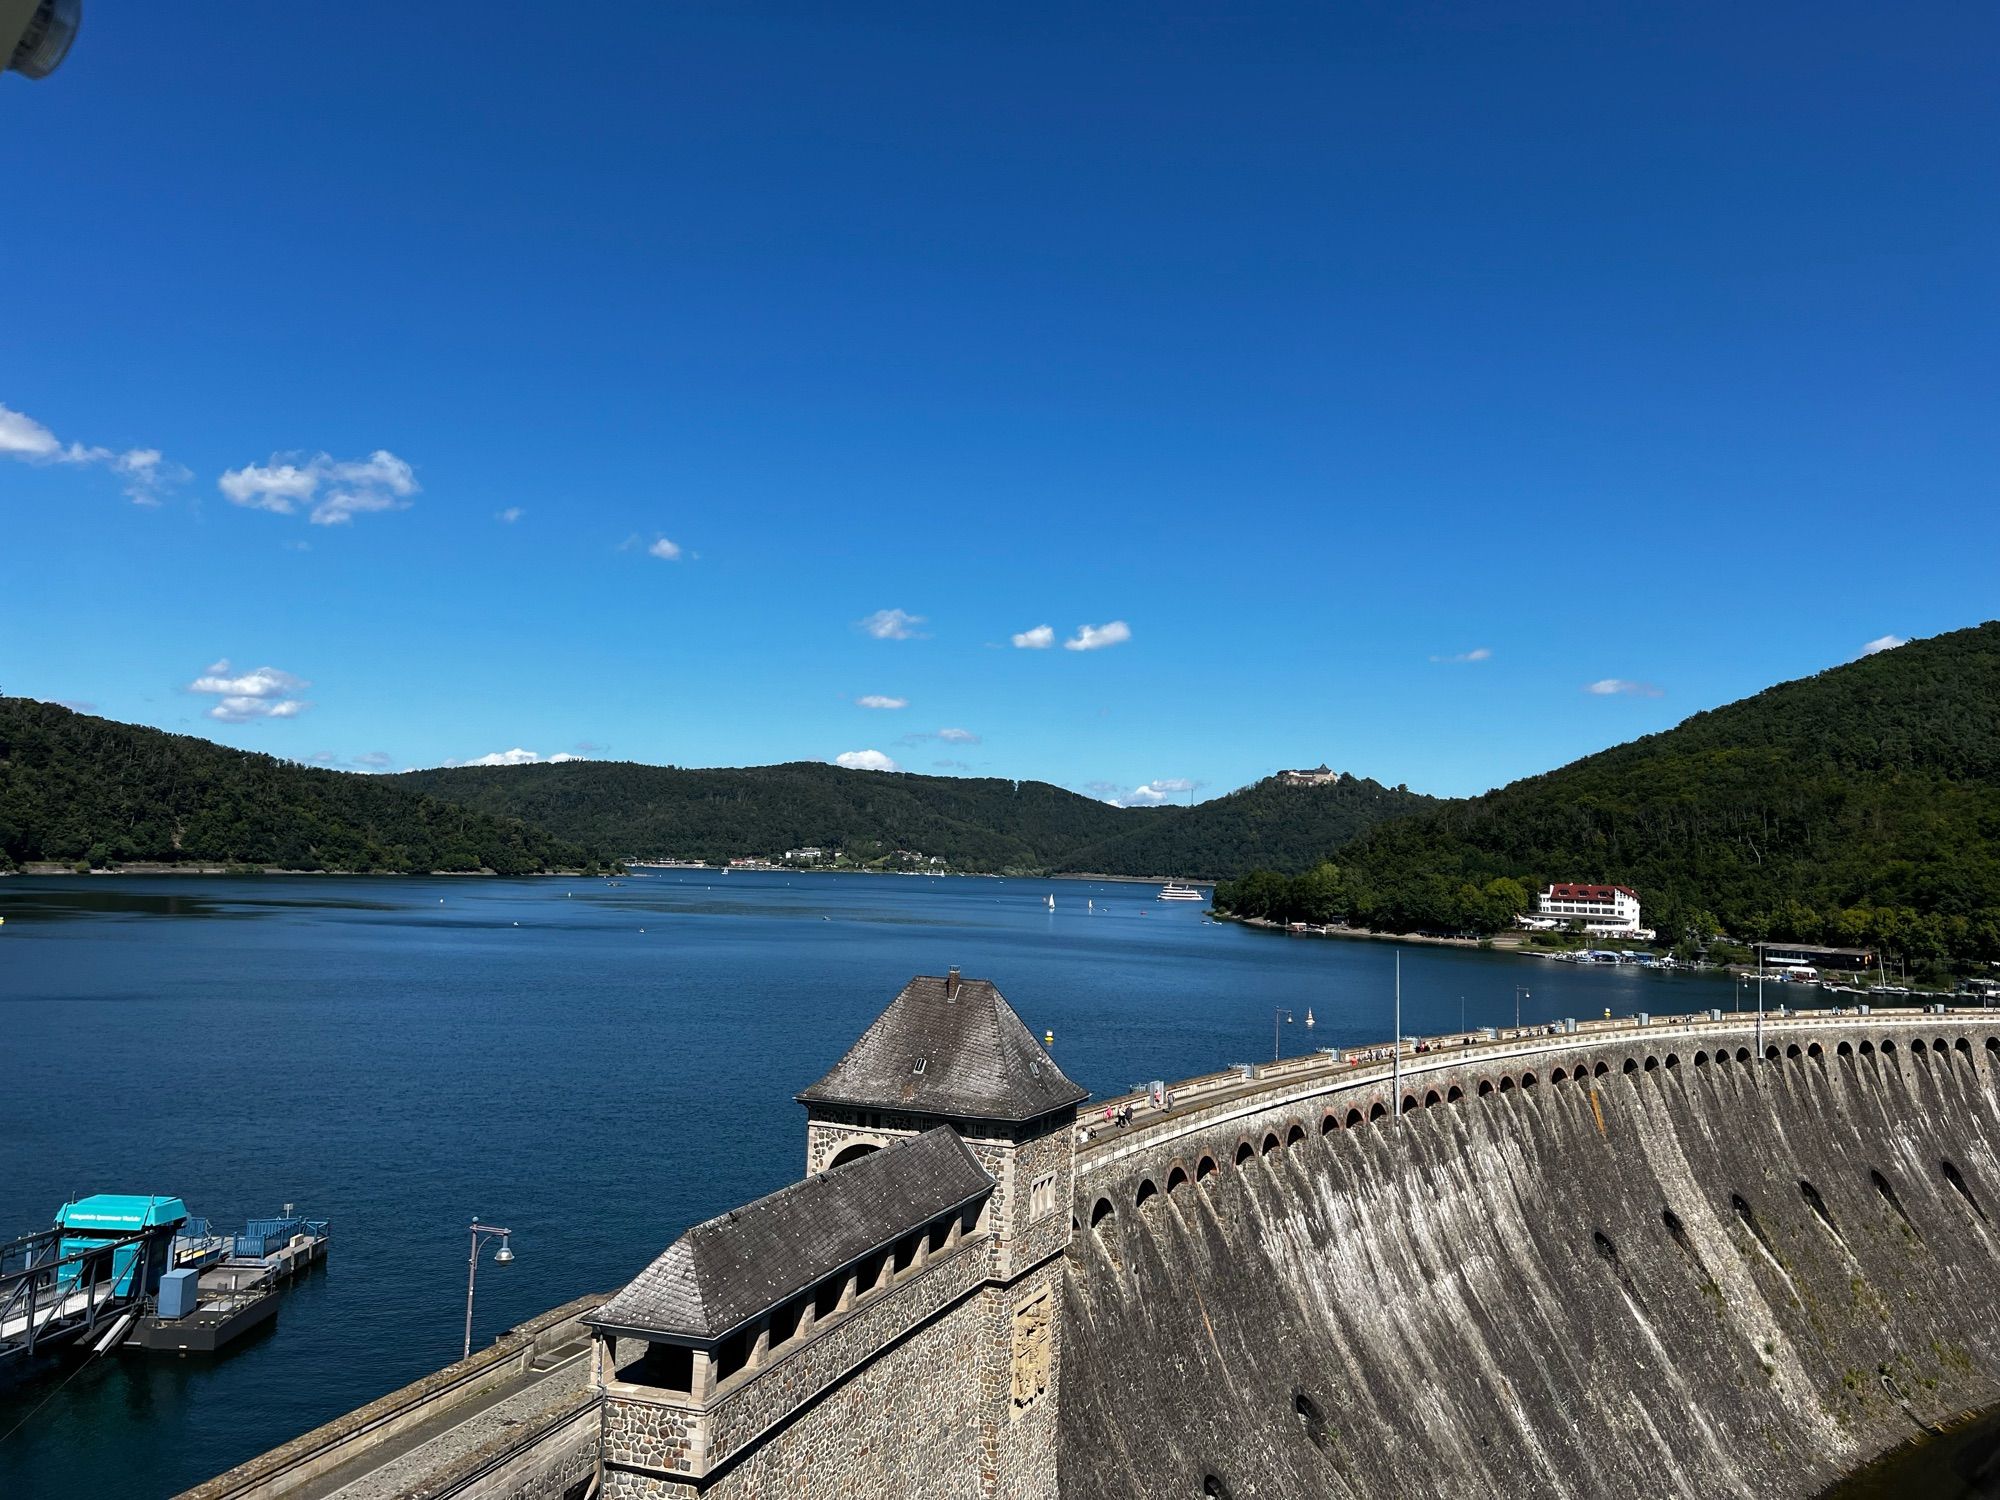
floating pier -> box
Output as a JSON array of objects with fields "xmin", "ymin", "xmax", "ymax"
[
  {"xmin": 0, "ymin": 1198, "xmax": 329, "ymax": 1379},
  {"xmin": 126, "ymin": 1211, "xmax": 330, "ymax": 1355}
]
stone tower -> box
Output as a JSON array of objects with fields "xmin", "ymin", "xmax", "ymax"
[
  {"xmin": 589, "ymin": 970, "xmax": 1084, "ymax": 1499},
  {"xmin": 798, "ymin": 968, "xmax": 1084, "ymax": 1494}
]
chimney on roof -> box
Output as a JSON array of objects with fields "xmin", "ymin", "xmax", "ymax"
[{"xmin": 945, "ymin": 966, "xmax": 961, "ymax": 1000}]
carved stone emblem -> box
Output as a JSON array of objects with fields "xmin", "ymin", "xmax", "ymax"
[{"xmin": 1010, "ymin": 1288, "xmax": 1052, "ymax": 1416}]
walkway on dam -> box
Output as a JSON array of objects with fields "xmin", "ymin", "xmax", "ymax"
[
  {"xmin": 286, "ymin": 1335, "xmax": 592, "ymax": 1500},
  {"xmin": 1073, "ymin": 999, "xmax": 1999, "ymax": 1177}
]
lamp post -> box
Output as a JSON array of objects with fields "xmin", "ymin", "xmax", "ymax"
[
  {"xmin": 1514, "ymin": 987, "xmax": 1531, "ymax": 1032},
  {"xmin": 1394, "ymin": 953, "xmax": 1402, "ymax": 1126},
  {"xmin": 1755, "ymin": 943, "xmax": 1765, "ymax": 1062},
  {"xmin": 464, "ymin": 1220, "xmax": 516, "ymax": 1361},
  {"xmin": 1273, "ymin": 1008, "xmax": 1293, "ymax": 1063}
]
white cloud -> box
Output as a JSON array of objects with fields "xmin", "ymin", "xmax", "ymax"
[
  {"xmin": 453, "ymin": 748, "xmax": 588, "ymax": 767},
  {"xmin": 186, "ymin": 659, "xmax": 311, "ymax": 722},
  {"xmin": 1011, "ymin": 624, "xmax": 1055, "ymax": 649},
  {"xmin": 1099, "ymin": 776, "xmax": 1201, "ymax": 807},
  {"xmin": 647, "ymin": 537, "xmax": 683, "ymax": 561},
  {"xmin": 1064, "ymin": 620, "xmax": 1131, "ymax": 652},
  {"xmin": 219, "ymin": 449, "xmax": 418, "ymax": 525},
  {"xmin": 352, "ymin": 751, "xmax": 395, "ymax": 770},
  {"xmin": 1859, "ymin": 634, "xmax": 1907, "ymax": 657},
  {"xmin": 856, "ymin": 695, "xmax": 908, "ymax": 710},
  {"xmin": 858, "ymin": 608, "xmax": 926, "ymax": 641},
  {"xmin": 0, "ymin": 401, "xmax": 186, "ymax": 504},
  {"xmin": 1585, "ymin": 678, "xmax": 1663, "ymax": 698},
  {"xmin": 1430, "ymin": 647, "xmax": 1492, "ymax": 664},
  {"xmin": 0, "ymin": 403, "xmax": 59, "ymax": 459},
  {"xmin": 496, "ymin": 507, "xmax": 525, "ymax": 524},
  {"xmin": 898, "ymin": 726, "xmax": 980, "ymax": 747},
  {"xmin": 834, "ymin": 749, "xmax": 900, "ymax": 772},
  {"xmin": 934, "ymin": 759, "xmax": 973, "ymax": 771}
]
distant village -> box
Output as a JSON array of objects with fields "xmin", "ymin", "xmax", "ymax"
[{"xmin": 633, "ymin": 846, "xmax": 951, "ymax": 874}]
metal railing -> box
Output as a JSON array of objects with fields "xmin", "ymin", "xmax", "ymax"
[{"xmin": 0, "ymin": 1223, "xmax": 169, "ymax": 1366}]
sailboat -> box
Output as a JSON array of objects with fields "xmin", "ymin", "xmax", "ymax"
[
  {"xmin": 1305, "ymin": 1008, "xmax": 1314, "ymax": 1030},
  {"xmin": 1046, "ymin": 893, "xmax": 1055, "ymax": 912}
]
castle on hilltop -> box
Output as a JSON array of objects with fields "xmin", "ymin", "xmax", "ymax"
[{"xmin": 1275, "ymin": 762, "xmax": 1340, "ymax": 785}]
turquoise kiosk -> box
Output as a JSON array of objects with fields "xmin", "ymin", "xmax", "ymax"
[{"xmin": 53, "ymin": 1195, "xmax": 188, "ymax": 1297}]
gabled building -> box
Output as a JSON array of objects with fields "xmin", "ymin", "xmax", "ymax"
[{"xmin": 589, "ymin": 969, "xmax": 1085, "ymax": 1498}]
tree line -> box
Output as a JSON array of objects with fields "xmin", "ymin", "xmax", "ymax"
[
  {"xmin": 1214, "ymin": 621, "xmax": 2000, "ymax": 972},
  {"xmin": 0, "ymin": 698, "xmax": 614, "ymax": 874}
]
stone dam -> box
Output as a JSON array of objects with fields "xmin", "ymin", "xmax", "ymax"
[{"xmin": 185, "ymin": 977, "xmax": 2000, "ymax": 1500}]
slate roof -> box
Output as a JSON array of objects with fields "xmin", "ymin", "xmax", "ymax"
[
  {"xmin": 588, "ymin": 1127, "xmax": 993, "ymax": 1342},
  {"xmin": 796, "ymin": 972, "xmax": 1090, "ymax": 1124}
]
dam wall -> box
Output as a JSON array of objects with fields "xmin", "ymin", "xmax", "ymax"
[
  {"xmin": 1059, "ymin": 1016, "xmax": 2000, "ymax": 1498},
  {"xmin": 193, "ymin": 993, "xmax": 2000, "ymax": 1500}
]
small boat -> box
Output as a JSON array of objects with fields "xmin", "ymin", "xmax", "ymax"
[
  {"xmin": 1046, "ymin": 894, "xmax": 1055, "ymax": 911},
  {"xmin": 1157, "ymin": 883, "xmax": 1204, "ymax": 902},
  {"xmin": 1305, "ymin": 1008, "xmax": 1315, "ymax": 1029}
]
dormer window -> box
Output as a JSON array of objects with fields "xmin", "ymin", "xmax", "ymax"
[{"xmin": 912, "ymin": 1058, "xmax": 927, "ymax": 1076}]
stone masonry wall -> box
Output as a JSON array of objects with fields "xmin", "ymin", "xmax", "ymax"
[
  {"xmin": 602, "ymin": 1234, "xmax": 1012, "ymax": 1499},
  {"xmin": 1061, "ymin": 1018, "xmax": 2000, "ymax": 1497},
  {"xmin": 425, "ymin": 1396, "xmax": 600, "ymax": 1500},
  {"xmin": 608, "ymin": 1274, "xmax": 993, "ymax": 1500}
]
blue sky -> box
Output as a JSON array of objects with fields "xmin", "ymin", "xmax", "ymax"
[{"xmin": 2, "ymin": 3, "xmax": 1994, "ymax": 803}]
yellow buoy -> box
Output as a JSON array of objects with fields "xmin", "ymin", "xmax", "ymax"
[{"xmin": 1044, "ymin": 1030, "xmax": 1054, "ymax": 1048}]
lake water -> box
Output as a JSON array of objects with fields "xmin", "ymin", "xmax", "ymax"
[{"xmin": 0, "ymin": 870, "xmax": 1749, "ymax": 1497}]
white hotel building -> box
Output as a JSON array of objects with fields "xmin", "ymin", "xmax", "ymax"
[{"xmin": 1526, "ymin": 883, "xmax": 1650, "ymax": 937}]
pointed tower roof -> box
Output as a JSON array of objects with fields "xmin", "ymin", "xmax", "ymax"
[{"xmin": 797, "ymin": 971, "xmax": 1088, "ymax": 1124}]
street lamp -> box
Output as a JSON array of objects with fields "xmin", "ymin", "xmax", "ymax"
[
  {"xmin": 464, "ymin": 1220, "xmax": 516, "ymax": 1361},
  {"xmin": 1273, "ymin": 1008, "xmax": 1293, "ymax": 1063},
  {"xmin": 1755, "ymin": 943, "xmax": 1765, "ymax": 1061},
  {"xmin": 1514, "ymin": 986, "xmax": 1531, "ymax": 1031}
]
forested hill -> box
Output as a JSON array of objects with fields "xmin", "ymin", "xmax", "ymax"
[
  {"xmin": 1055, "ymin": 774, "xmax": 1437, "ymax": 880},
  {"xmin": 0, "ymin": 698, "xmax": 609, "ymax": 874},
  {"xmin": 400, "ymin": 761, "xmax": 1433, "ymax": 878},
  {"xmin": 1225, "ymin": 622, "xmax": 2000, "ymax": 963},
  {"xmin": 402, "ymin": 761, "xmax": 1132, "ymax": 872},
  {"xmin": 406, "ymin": 764, "xmax": 1136, "ymax": 868}
]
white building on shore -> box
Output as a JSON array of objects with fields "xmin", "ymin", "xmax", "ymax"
[{"xmin": 1523, "ymin": 882, "xmax": 1652, "ymax": 938}]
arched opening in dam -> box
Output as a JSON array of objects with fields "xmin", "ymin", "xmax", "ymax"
[{"xmin": 1060, "ymin": 1021, "xmax": 2000, "ymax": 1499}]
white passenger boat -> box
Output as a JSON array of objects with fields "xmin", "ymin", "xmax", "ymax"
[{"xmin": 1157, "ymin": 883, "xmax": 1204, "ymax": 902}]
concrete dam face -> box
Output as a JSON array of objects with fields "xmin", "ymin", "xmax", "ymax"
[{"xmin": 1060, "ymin": 1035, "xmax": 2000, "ymax": 1499}]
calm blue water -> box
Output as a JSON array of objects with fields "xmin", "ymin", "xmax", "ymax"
[{"xmin": 0, "ymin": 870, "xmax": 1747, "ymax": 1496}]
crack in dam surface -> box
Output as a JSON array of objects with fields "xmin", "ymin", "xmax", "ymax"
[{"xmin": 1060, "ymin": 1038, "xmax": 2000, "ymax": 1498}]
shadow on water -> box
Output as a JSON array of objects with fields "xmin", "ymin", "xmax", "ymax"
[
  {"xmin": 0, "ymin": 883, "xmax": 399, "ymax": 923},
  {"xmin": 1821, "ymin": 1407, "xmax": 2000, "ymax": 1499}
]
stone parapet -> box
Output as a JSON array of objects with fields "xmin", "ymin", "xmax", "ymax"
[
  {"xmin": 178, "ymin": 1294, "xmax": 606, "ymax": 1500},
  {"xmin": 602, "ymin": 1229, "xmax": 995, "ymax": 1488},
  {"xmin": 1075, "ymin": 1008, "xmax": 2000, "ymax": 1202}
]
